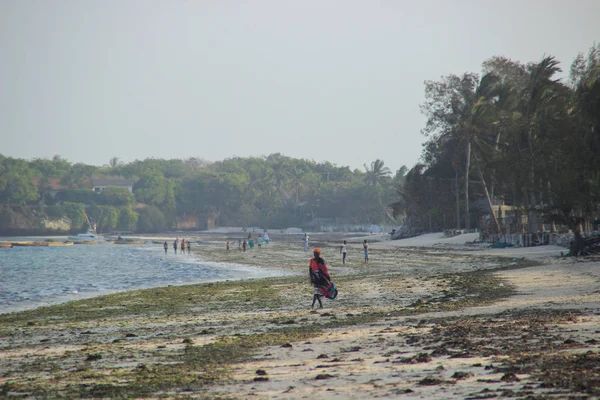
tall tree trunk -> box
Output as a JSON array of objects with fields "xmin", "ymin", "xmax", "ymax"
[
  {"xmin": 490, "ymin": 130, "xmax": 502, "ymax": 200},
  {"xmin": 477, "ymin": 163, "xmax": 500, "ymax": 233},
  {"xmin": 464, "ymin": 139, "xmax": 471, "ymax": 230},
  {"xmin": 455, "ymin": 169, "xmax": 460, "ymax": 229},
  {"xmin": 527, "ymin": 127, "xmax": 537, "ymax": 233}
]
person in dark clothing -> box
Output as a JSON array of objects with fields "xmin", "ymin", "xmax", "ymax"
[
  {"xmin": 163, "ymin": 241, "xmax": 168, "ymax": 254},
  {"xmin": 187, "ymin": 240, "xmax": 191, "ymax": 254}
]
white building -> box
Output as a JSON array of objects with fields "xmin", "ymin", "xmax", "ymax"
[{"xmin": 91, "ymin": 178, "xmax": 135, "ymax": 193}]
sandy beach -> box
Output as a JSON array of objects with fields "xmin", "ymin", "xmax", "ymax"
[{"xmin": 1, "ymin": 233, "xmax": 599, "ymax": 399}]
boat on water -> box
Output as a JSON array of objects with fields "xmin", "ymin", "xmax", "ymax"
[
  {"xmin": 12, "ymin": 241, "xmax": 49, "ymax": 247},
  {"xmin": 12, "ymin": 241, "xmax": 74, "ymax": 247},
  {"xmin": 114, "ymin": 239, "xmax": 147, "ymax": 245},
  {"xmin": 47, "ymin": 241, "xmax": 74, "ymax": 247},
  {"xmin": 68, "ymin": 233, "xmax": 100, "ymax": 242}
]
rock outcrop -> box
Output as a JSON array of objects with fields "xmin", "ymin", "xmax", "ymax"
[{"xmin": 0, "ymin": 206, "xmax": 72, "ymax": 236}]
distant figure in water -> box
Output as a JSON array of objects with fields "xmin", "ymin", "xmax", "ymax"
[
  {"xmin": 363, "ymin": 240, "xmax": 369, "ymax": 264},
  {"xmin": 258, "ymin": 235, "xmax": 263, "ymax": 250},
  {"xmin": 249, "ymin": 237, "xmax": 254, "ymax": 249},
  {"xmin": 242, "ymin": 240, "xmax": 247, "ymax": 252},
  {"xmin": 163, "ymin": 241, "xmax": 168, "ymax": 254},
  {"xmin": 263, "ymin": 232, "xmax": 270, "ymax": 244},
  {"xmin": 226, "ymin": 241, "xmax": 230, "ymax": 252},
  {"xmin": 238, "ymin": 240, "xmax": 242, "ymax": 252},
  {"xmin": 303, "ymin": 233, "xmax": 309, "ymax": 252},
  {"xmin": 187, "ymin": 240, "xmax": 191, "ymax": 254},
  {"xmin": 181, "ymin": 238, "xmax": 186, "ymax": 253},
  {"xmin": 173, "ymin": 238, "xmax": 178, "ymax": 254}
]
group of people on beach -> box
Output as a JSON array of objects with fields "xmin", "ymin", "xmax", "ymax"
[
  {"xmin": 227, "ymin": 232, "xmax": 270, "ymax": 253},
  {"xmin": 163, "ymin": 237, "xmax": 190, "ymax": 255},
  {"xmin": 339, "ymin": 239, "xmax": 369, "ymax": 264},
  {"xmin": 307, "ymin": 238, "xmax": 370, "ymax": 308},
  {"xmin": 302, "ymin": 234, "xmax": 368, "ymax": 264}
]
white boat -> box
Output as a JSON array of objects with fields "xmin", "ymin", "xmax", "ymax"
[{"xmin": 67, "ymin": 233, "xmax": 101, "ymax": 242}]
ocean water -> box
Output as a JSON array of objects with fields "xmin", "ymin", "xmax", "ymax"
[{"xmin": 0, "ymin": 240, "xmax": 284, "ymax": 314}]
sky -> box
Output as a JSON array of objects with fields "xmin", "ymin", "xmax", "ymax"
[{"xmin": 1, "ymin": 0, "xmax": 598, "ymax": 173}]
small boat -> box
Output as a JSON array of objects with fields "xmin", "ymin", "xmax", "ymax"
[
  {"xmin": 68, "ymin": 233, "xmax": 100, "ymax": 241},
  {"xmin": 12, "ymin": 241, "xmax": 48, "ymax": 247},
  {"xmin": 114, "ymin": 240, "xmax": 147, "ymax": 245},
  {"xmin": 73, "ymin": 240, "xmax": 99, "ymax": 245},
  {"xmin": 46, "ymin": 241, "xmax": 74, "ymax": 247},
  {"xmin": 0, "ymin": 242, "xmax": 12, "ymax": 248}
]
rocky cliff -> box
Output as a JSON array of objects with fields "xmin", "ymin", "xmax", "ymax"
[{"xmin": 0, "ymin": 206, "xmax": 72, "ymax": 236}]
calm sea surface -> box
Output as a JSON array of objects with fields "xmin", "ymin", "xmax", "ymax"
[{"xmin": 0, "ymin": 240, "xmax": 284, "ymax": 314}]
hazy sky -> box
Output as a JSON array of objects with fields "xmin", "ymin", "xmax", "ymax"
[{"xmin": 1, "ymin": 1, "xmax": 598, "ymax": 172}]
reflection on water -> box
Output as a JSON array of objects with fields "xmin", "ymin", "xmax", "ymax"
[{"xmin": 0, "ymin": 241, "xmax": 281, "ymax": 313}]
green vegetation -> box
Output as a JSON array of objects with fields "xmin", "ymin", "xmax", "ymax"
[
  {"xmin": 397, "ymin": 44, "xmax": 600, "ymax": 238},
  {"xmin": 0, "ymin": 153, "xmax": 405, "ymax": 233}
]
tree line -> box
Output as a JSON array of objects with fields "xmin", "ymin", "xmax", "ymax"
[
  {"xmin": 396, "ymin": 44, "xmax": 600, "ymax": 247},
  {"xmin": 0, "ymin": 153, "xmax": 406, "ymax": 233}
]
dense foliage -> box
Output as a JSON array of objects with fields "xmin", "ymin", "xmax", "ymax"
[
  {"xmin": 0, "ymin": 153, "xmax": 406, "ymax": 233},
  {"xmin": 398, "ymin": 44, "xmax": 600, "ymax": 242}
]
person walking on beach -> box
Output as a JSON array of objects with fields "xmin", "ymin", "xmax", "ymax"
[
  {"xmin": 264, "ymin": 232, "xmax": 270, "ymax": 245},
  {"xmin": 249, "ymin": 236, "xmax": 254, "ymax": 249},
  {"xmin": 309, "ymin": 248, "xmax": 330, "ymax": 309},
  {"xmin": 340, "ymin": 240, "xmax": 347, "ymax": 264},
  {"xmin": 238, "ymin": 240, "xmax": 242, "ymax": 252},
  {"xmin": 226, "ymin": 241, "xmax": 230, "ymax": 252},
  {"xmin": 363, "ymin": 240, "xmax": 369, "ymax": 264},
  {"xmin": 181, "ymin": 238, "xmax": 186, "ymax": 254},
  {"xmin": 258, "ymin": 235, "xmax": 263, "ymax": 250},
  {"xmin": 173, "ymin": 238, "xmax": 178, "ymax": 254},
  {"xmin": 187, "ymin": 240, "xmax": 191, "ymax": 254},
  {"xmin": 163, "ymin": 241, "xmax": 168, "ymax": 254},
  {"xmin": 242, "ymin": 240, "xmax": 247, "ymax": 252},
  {"xmin": 303, "ymin": 233, "xmax": 309, "ymax": 252}
]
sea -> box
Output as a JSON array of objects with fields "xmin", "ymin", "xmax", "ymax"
[{"xmin": 0, "ymin": 239, "xmax": 285, "ymax": 314}]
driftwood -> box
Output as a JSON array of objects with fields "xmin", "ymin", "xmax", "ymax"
[
  {"xmin": 569, "ymin": 234, "xmax": 600, "ymax": 256},
  {"xmin": 391, "ymin": 226, "xmax": 423, "ymax": 240}
]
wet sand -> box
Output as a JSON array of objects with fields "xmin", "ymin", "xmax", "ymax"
[{"xmin": 1, "ymin": 235, "xmax": 599, "ymax": 399}]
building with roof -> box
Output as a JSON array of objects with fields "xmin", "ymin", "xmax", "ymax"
[{"xmin": 91, "ymin": 178, "xmax": 135, "ymax": 193}]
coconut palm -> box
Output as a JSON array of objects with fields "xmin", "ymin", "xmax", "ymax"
[
  {"xmin": 519, "ymin": 56, "xmax": 563, "ymax": 231},
  {"xmin": 364, "ymin": 159, "xmax": 391, "ymax": 186}
]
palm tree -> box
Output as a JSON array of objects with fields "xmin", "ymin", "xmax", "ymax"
[
  {"xmin": 109, "ymin": 157, "xmax": 122, "ymax": 168},
  {"xmin": 363, "ymin": 159, "xmax": 391, "ymax": 186},
  {"xmin": 448, "ymin": 73, "xmax": 502, "ymax": 230},
  {"xmin": 520, "ymin": 56, "xmax": 562, "ymax": 232},
  {"xmin": 286, "ymin": 167, "xmax": 306, "ymax": 205}
]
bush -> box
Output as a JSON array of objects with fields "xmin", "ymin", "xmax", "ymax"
[
  {"xmin": 56, "ymin": 189, "xmax": 97, "ymax": 205},
  {"xmin": 44, "ymin": 206, "xmax": 65, "ymax": 218},
  {"xmin": 62, "ymin": 202, "xmax": 87, "ymax": 231},
  {"xmin": 136, "ymin": 206, "xmax": 166, "ymax": 233},
  {"xmin": 117, "ymin": 208, "xmax": 139, "ymax": 231},
  {"xmin": 98, "ymin": 187, "xmax": 135, "ymax": 206}
]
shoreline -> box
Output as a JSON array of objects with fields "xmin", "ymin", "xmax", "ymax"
[
  {"xmin": 0, "ymin": 249, "xmax": 295, "ymax": 315},
  {"xmin": 2, "ymin": 236, "xmax": 599, "ymax": 399}
]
